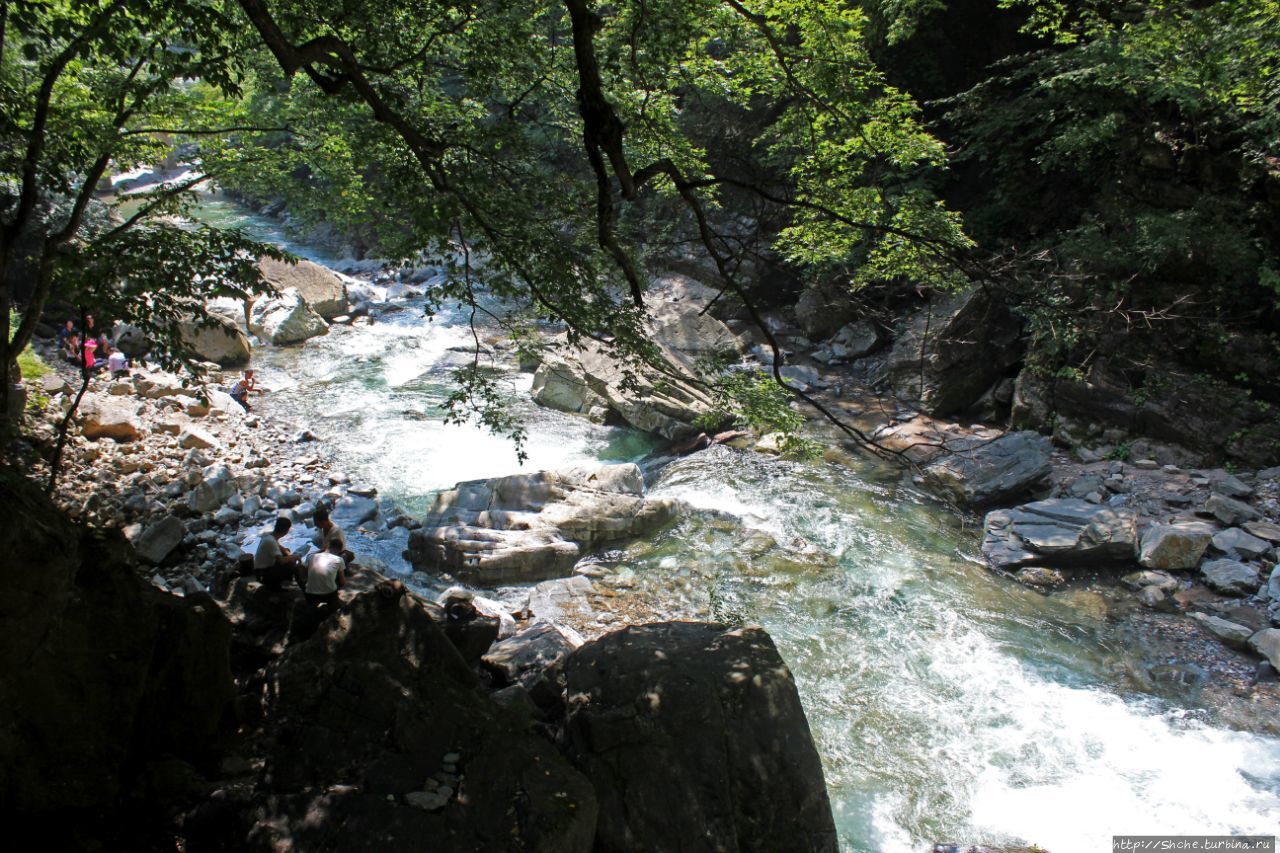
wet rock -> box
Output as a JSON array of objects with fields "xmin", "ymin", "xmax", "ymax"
[
  {"xmin": 1121, "ymin": 570, "xmax": 1179, "ymax": 592},
  {"xmin": 921, "ymin": 431, "xmax": 1052, "ymax": 508},
  {"xmin": 561, "ymin": 622, "xmax": 838, "ymax": 853},
  {"xmin": 1139, "ymin": 585, "xmax": 1173, "ymax": 610},
  {"xmin": 249, "ymin": 288, "xmax": 328, "ymax": 345},
  {"xmin": 1199, "ymin": 559, "xmax": 1261, "ymax": 596},
  {"xmin": 1137, "ymin": 521, "xmax": 1215, "ymax": 570},
  {"xmin": 134, "ymin": 515, "xmax": 186, "ymax": 565},
  {"xmin": 981, "ymin": 498, "xmax": 1138, "ymax": 571},
  {"xmin": 1210, "ymin": 528, "xmax": 1271, "ymax": 561},
  {"xmin": 1203, "ymin": 493, "xmax": 1262, "ymax": 526},
  {"xmin": 1014, "ymin": 566, "xmax": 1066, "ymax": 589},
  {"xmin": 77, "ymin": 394, "xmax": 143, "ymax": 442},
  {"xmin": 408, "ymin": 464, "xmax": 675, "ymax": 584},
  {"xmin": 330, "ymin": 494, "xmax": 378, "ymax": 527},
  {"xmin": 1193, "ymin": 614, "xmax": 1255, "ymax": 650}
]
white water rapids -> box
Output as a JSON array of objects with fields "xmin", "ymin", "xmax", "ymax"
[{"xmin": 202, "ymin": 196, "xmax": 1280, "ymax": 852}]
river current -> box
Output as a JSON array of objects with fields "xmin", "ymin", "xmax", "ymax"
[{"xmin": 200, "ymin": 196, "xmax": 1280, "ymax": 852}]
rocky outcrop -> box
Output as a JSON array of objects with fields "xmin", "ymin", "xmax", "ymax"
[
  {"xmin": 408, "ymin": 464, "xmax": 675, "ymax": 584},
  {"xmin": 249, "ymin": 288, "xmax": 328, "ymax": 345},
  {"xmin": 887, "ymin": 287, "xmax": 1023, "ymax": 417},
  {"xmin": 920, "ymin": 431, "xmax": 1052, "ymax": 507},
  {"xmin": 981, "ymin": 498, "xmax": 1138, "ymax": 570},
  {"xmin": 248, "ymin": 584, "xmax": 598, "ymax": 853},
  {"xmin": 78, "ymin": 393, "xmax": 143, "ymax": 441},
  {"xmin": 531, "ymin": 276, "xmax": 736, "ymax": 439},
  {"xmin": 560, "ymin": 622, "xmax": 838, "ymax": 853},
  {"xmin": 178, "ymin": 314, "xmax": 251, "ymax": 367},
  {"xmin": 0, "ymin": 476, "xmax": 233, "ymax": 814},
  {"xmin": 258, "ymin": 256, "xmax": 349, "ymax": 320}
]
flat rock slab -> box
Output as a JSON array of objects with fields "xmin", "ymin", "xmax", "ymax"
[
  {"xmin": 981, "ymin": 498, "xmax": 1137, "ymax": 571},
  {"xmin": 1211, "ymin": 527, "xmax": 1271, "ymax": 561},
  {"xmin": 1243, "ymin": 520, "xmax": 1280, "ymax": 544},
  {"xmin": 407, "ymin": 463, "xmax": 675, "ymax": 585},
  {"xmin": 481, "ymin": 622, "xmax": 580, "ymax": 688},
  {"xmin": 1194, "ymin": 614, "xmax": 1254, "ymax": 649},
  {"xmin": 921, "ymin": 431, "xmax": 1053, "ymax": 508}
]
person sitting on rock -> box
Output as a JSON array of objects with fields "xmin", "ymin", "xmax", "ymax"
[
  {"xmin": 63, "ymin": 332, "xmax": 81, "ymax": 364},
  {"xmin": 304, "ymin": 538, "xmax": 347, "ymax": 609},
  {"xmin": 254, "ymin": 516, "xmax": 301, "ymax": 588},
  {"xmin": 229, "ymin": 368, "xmax": 257, "ymax": 412},
  {"xmin": 106, "ymin": 346, "xmax": 128, "ymax": 377},
  {"xmin": 57, "ymin": 319, "xmax": 77, "ymax": 350},
  {"xmin": 312, "ymin": 505, "xmax": 352, "ymax": 563}
]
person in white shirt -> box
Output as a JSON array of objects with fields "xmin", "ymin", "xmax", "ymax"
[
  {"xmin": 304, "ymin": 539, "xmax": 347, "ymax": 609},
  {"xmin": 254, "ymin": 517, "xmax": 301, "ymax": 588},
  {"xmin": 107, "ymin": 348, "xmax": 128, "ymax": 377}
]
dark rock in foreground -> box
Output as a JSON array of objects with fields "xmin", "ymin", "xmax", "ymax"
[{"xmin": 561, "ymin": 622, "xmax": 839, "ymax": 853}]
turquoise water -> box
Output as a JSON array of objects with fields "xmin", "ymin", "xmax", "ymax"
[{"xmin": 199, "ymin": 194, "xmax": 1280, "ymax": 852}]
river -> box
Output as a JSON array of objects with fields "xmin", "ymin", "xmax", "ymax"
[{"xmin": 198, "ymin": 195, "xmax": 1280, "ymax": 852}]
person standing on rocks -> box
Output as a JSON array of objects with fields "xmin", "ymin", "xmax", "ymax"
[
  {"xmin": 304, "ymin": 538, "xmax": 347, "ymax": 609},
  {"xmin": 229, "ymin": 368, "xmax": 258, "ymax": 412},
  {"xmin": 254, "ymin": 516, "xmax": 301, "ymax": 588}
]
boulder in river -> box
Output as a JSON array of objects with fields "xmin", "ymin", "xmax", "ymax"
[
  {"xmin": 560, "ymin": 622, "xmax": 838, "ymax": 853},
  {"xmin": 249, "ymin": 287, "xmax": 328, "ymax": 345},
  {"xmin": 177, "ymin": 314, "xmax": 251, "ymax": 367},
  {"xmin": 407, "ymin": 463, "xmax": 675, "ymax": 584},
  {"xmin": 258, "ymin": 256, "xmax": 349, "ymax": 320},
  {"xmin": 981, "ymin": 498, "xmax": 1138, "ymax": 571},
  {"xmin": 920, "ymin": 431, "xmax": 1052, "ymax": 507}
]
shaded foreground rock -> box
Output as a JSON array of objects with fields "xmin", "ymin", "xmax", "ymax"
[
  {"xmin": 408, "ymin": 463, "xmax": 675, "ymax": 584},
  {"xmin": 561, "ymin": 622, "xmax": 838, "ymax": 853},
  {"xmin": 981, "ymin": 498, "xmax": 1138, "ymax": 570}
]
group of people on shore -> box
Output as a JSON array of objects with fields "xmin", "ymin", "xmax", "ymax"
[
  {"xmin": 252, "ymin": 505, "xmax": 354, "ymax": 610},
  {"xmin": 58, "ymin": 316, "xmax": 127, "ymax": 377}
]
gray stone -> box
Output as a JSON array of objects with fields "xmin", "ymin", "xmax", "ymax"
[
  {"xmin": 981, "ymin": 498, "xmax": 1138, "ymax": 570},
  {"xmin": 189, "ymin": 464, "xmax": 236, "ymax": 513},
  {"xmin": 1137, "ymin": 522, "xmax": 1215, "ymax": 570},
  {"xmin": 134, "ymin": 516, "xmax": 186, "ymax": 565},
  {"xmin": 1249, "ymin": 629, "xmax": 1280, "ymax": 669},
  {"xmin": 249, "ymin": 288, "xmax": 328, "ymax": 345},
  {"xmin": 529, "ymin": 575, "xmax": 595, "ymax": 624},
  {"xmin": 1199, "ymin": 559, "xmax": 1260, "ymax": 596},
  {"xmin": 830, "ymin": 320, "xmax": 881, "ymax": 358},
  {"xmin": 330, "ymin": 494, "xmax": 378, "ymax": 527},
  {"xmin": 177, "ymin": 426, "xmax": 218, "ymax": 451},
  {"xmin": 1268, "ymin": 566, "xmax": 1280, "ymax": 602},
  {"xmin": 1121, "ymin": 570, "xmax": 1179, "ymax": 592},
  {"xmin": 921, "ymin": 431, "xmax": 1052, "ymax": 508},
  {"xmin": 1193, "ymin": 614, "xmax": 1254, "ymax": 649},
  {"xmin": 1140, "ymin": 586, "xmax": 1170, "ymax": 610},
  {"xmin": 77, "ymin": 394, "xmax": 142, "ymax": 442},
  {"xmin": 481, "ymin": 622, "xmax": 580, "ymax": 688},
  {"xmin": 408, "ymin": 463, "xmax": 676, "ymax": 584},
  {"xmin": 1243, "ymin": 520, "xmax": 1280, "ymax": 544},
  {"xmin": 1211, "ymin": 528, "xmax": 1271, "ymax": 561},
  {"xmin": 887, "ymin": 287, "xmax": 1023, "ymax": 417},
  {"xmin": 1014, "ymin": 566, "xmax": 1065, "ymax": 589},
  {"xmin": 1203, "ymin": 493, "xmax": 1261, "ymax": 526},
  {"xmin": 212, "ymin": 507, "xmax": 241, "ymax": 527},
  {"xmin": 779, "ymin": 364, "xmax": 820, "ymax": 389},
  {"xmin": 178, "ymin": 314, "xmax": 250, "ymax": 367},
  {"xmin": 1205, "ymin": 470, "xmax": 1253, "ymax": 499},
  {"xmin": 258, "ymin": 256, "xmax": 348, "ymax": 319}
]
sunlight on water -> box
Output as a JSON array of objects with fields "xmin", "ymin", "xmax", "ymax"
[{"xmin": 198, "ymin": 197, "xmax": 1280, "ymax": 853}]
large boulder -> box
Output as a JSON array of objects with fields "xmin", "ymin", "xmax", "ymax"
[
  {"xmin": 188, "ymin": 463, "xmax": 236, "ymax": 513},
  {"xmin": 258, "ymin": 256, "xmax": 349, "ymax": 320},
  {"xmin": 78, "ymin": 393, "xmax": 143, "ymax": 442},
  {"xmin": 531, "ymin": 277, "xmax": 737, "ymax": 439},
  {"xmin": 1137, "ymin": 522, "xmax": 1215, "ymax": 570},
  {"xmin": 981, "ymin": 498, "xmax": 1138, "ymax": 571},
  {"xmin": 887, "ymin": 287, "xmax": 1023, "ymax": 417},
  {"xmin": 178, "ymin": 314, "xmax": 251, "ymax": 367},
  {"xmin": 793, "ymin": 280, "xmax": 859, "ymax": 339},
  {"xmin": 0, "ymin": 477, "xmax": 233, "ymax": 814},
  {"xmin": 920, "ymin": 431, "xmax": 1052, "ymax": 507},
  {"xmin": 561, "ymin": 622, "xmax": 838, "ymax": 853},
  {"xmin": 249, "ymin": 287, "xmax": 328, "ymax": 345},
  {"xmin": 248, "ymin": 585, "xmax": 597, "ymax": 853},
  {"xmin": 407, "ymin": 463, "xmax": 675, "ymax": 584}
]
